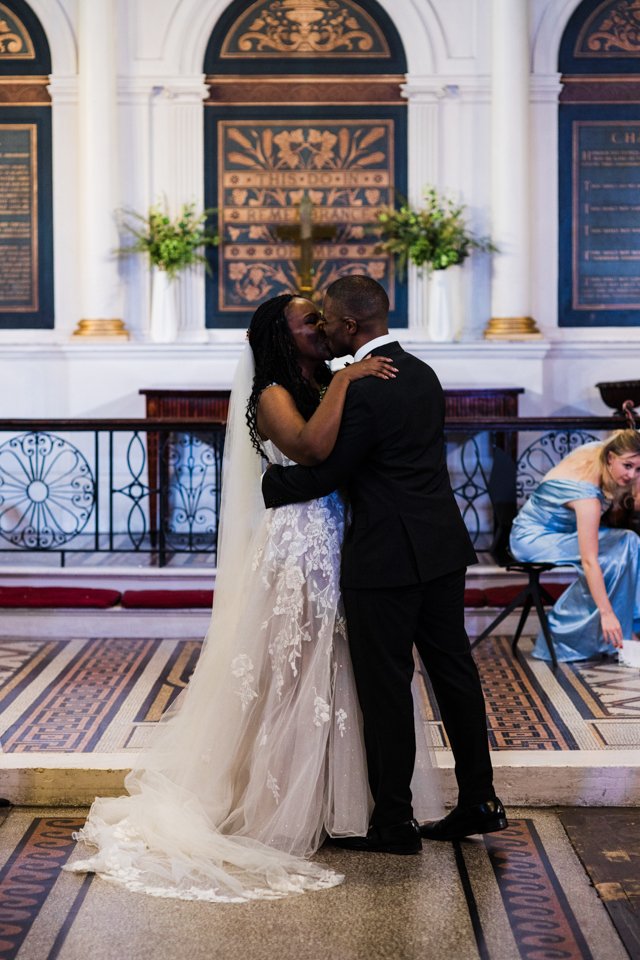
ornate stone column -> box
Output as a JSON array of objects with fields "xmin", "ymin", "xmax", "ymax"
[
  {"xmin": 73, "ymin": 0, "xmax": 128, "ymax": 338},
  {"xmin": 484, "ymin": 0, "xmax": 541, "ymax": 339}
]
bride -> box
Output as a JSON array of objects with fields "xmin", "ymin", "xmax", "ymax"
[{"xmin": 64, "ymin": 293, "xmax": 439, "ymax": 902}]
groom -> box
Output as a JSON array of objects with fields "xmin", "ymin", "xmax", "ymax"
[{"xmin": 262, "ymin": 275, "xmax": 506, "ymax": 853}]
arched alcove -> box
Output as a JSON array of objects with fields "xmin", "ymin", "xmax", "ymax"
[
  {"xmin": 0, "ymin": 0, "xmax": 54, "ymax": 329},
  {"xmin": 202, "ymin": 0, "xmax": 408, "ymax": 328},
  {"xmin": 171, "ymin": 0, "xmax": 434, "ymax": 79},
  {"xmin": 532, "ymin": 0, "xmax": 581, "ymax": 75},
  {"xmin": 558, "ymin": 0, "xmax": 640, "ymax": 327}
]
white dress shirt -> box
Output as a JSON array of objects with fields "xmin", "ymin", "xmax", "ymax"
[{"xmin": 353, "ymin": 334, "xmax": 396, "ymax": 363}]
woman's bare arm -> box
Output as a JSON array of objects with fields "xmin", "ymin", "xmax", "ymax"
[
  {"xmin": 256, "ymin": 356, "xmax": 397, "ymax": 466},
  {"xmin": 571, "ymin": 497, "xmax": 623, "ymax": 648}
]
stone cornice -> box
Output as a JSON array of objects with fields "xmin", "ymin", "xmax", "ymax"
[
  {"xmin": 402, "ymin": 75, "xmax": 491, "ymax": 103},
  {"xmin": 117, "ymin": 76, "xmax": 209, "ymax": 104},
  {"xmin": 530, "ymin": 73, "xmax": 563, "ymax": 103},
  {"xmin": 0, "ymin": 336, "xmax": 638, "ymax": 363},
  {"xmin": 0, "ymin": 340, "xmax": 245, "ymax": 361},
  {"xmin": 47, "ymin": 74, "xmax": 79, "ymax": 104},
  {"xmin": 546, "ymin": 338, "xmax": 640, "ymax": 358}
]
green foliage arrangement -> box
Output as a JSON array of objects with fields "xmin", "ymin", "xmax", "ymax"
[
  {"xmin": 118, "ymin": 202, "xmax": 219, "ymax": 279},
  {"xmin": 376, "ymin": 188, "xmax": 495, "ymax": 277}
]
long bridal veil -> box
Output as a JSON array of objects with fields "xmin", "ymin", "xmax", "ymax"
[{"xmin": 65, "ymin": 346, "xmax": 356, "ymax": 901}]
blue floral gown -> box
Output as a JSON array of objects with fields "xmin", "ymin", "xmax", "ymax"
[{"xmin": 509, "ymin": 479, "xmax": 640, "ymax": 662}]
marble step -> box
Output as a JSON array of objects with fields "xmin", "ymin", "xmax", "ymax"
[{"xmin": 1, "ymin": 749, "xmax": 639, "ymax": 808}]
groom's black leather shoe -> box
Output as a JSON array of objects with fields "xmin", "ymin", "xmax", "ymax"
[
  {"xmin": 329, "ymin": 818, "xmax": 422, "ymax": 855},
  {"xmin": 420, "ymin": 798, "xmax": 508, "ymax": 842}
]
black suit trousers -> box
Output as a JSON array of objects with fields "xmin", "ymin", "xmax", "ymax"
[{"xmin": 343, "ymin": 568, "xmax": 494, "ymax": 827}]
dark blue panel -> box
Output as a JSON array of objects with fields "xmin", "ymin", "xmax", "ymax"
[
  {"xmin": 559, "ymin": 103, "xmax": 640, "ymax": 326},
  {"xmin": 0, "ymin": 107, "xmax": 54, "ymax": 329}
]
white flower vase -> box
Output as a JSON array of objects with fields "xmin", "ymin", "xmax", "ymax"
[
  {"xmin": 428, "ymin": 268, "xmax": 452, "ymax": 342},
  {"xmin": 150, "ymin": 267, "xmax": 178, "ymax": 343},
  {"xmin": 428, "ymin": 265, "xmax": 463, "ymax": 342}
]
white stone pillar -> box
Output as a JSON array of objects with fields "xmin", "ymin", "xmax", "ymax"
[
  {"xmin": 118, "ymin": 79, "xmax": 153, "ymax": 341},
  {"xmin": 485, "ymin": 0, "xmax": 540, "ymax": 339},
  {"xmin": 402, "ymin": 79, "xmax": 440, "ymax": 337},
  {"xmin": 530, "ymin": 74, "xmax": 563, "ymax": 337},
  {"xmin": 74, "ymin": 0, "xmax": 127, "ymax": 338},
  {"xmin": 47, "ymin": 76, "xmax": 80, "ymax": 338},
  {"xmin": 149, "ymin": 79, "xmax": 209, "ymax": 343},
  {"xmin": 447, "ymin": 81, "xmax": 493, "ymax": 341}
]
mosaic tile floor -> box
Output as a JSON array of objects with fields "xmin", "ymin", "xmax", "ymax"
[
  {"xmin": 0, "ymin": 634, "xmax": 637, "ymax": 756},
  {"xmin": 0, "ymin": 806, "xmax": 630, "ymax": 960}
]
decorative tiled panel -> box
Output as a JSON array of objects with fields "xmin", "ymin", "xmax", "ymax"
[
  {"xmin": 220, "ymin": 0, "xmax": 390, "ymax": 58},
  {"xmin": 484, "ymin": 820, "xmax": 594, "ymax": 960},
  {"xmin": 134, "ymin": 640, "xmax": 201, "ymax": 723},
  {"xmin": 0, "ymin": 810, "xmax": 621, "ymax": 958},
  {"xmin": 0, "ymin": 817, "xmax": 88, "ymax": 959},
  {"xmin": 0, "ymin": 638, "xmax": 157, "ymax": 752},
  {"xmin": 2, "ymin": 635, "xmax": 639, "ymax": 754},
  {"xmin": 577, "ymin": 1, "xmax": 640, "ymax": 57},
  {"xmin": 567, "ymin": 659, "xmax": 640, "ymax": 718},
  {"xmin": 217, "ymin": 118, "xmax": 394, "ymax": 311},
  {"xmin": 0, "ymin": 4, "xmax": 35, "ymax": 60},
  {"xmin": 419, "ymin": 638, "xmax": 579, "ymax": 751}
]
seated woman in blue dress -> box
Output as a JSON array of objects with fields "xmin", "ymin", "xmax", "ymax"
[{"xmin": 509, "ymin": 429, "xmax": 640, "ymax": 662}]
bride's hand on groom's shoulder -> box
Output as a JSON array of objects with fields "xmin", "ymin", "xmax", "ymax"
[{"xmin": 337, "ymin": 356, "xmax": 398, "ymax": 384}]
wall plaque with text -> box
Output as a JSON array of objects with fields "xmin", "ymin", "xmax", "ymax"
[
  {"xmin": 560, "ymin": 107, "xmax": 640, "ymax": 326},
  {"xmin": 0, "ymin": 110, "xmax": 53, "ymax": 329},
  {"xmin": 0, "ymin": 124, "xmax": 38, "ymax": 312},
  {"xmin": 574, "ymin": 121, "xmax": 640, "ymax": 311}
]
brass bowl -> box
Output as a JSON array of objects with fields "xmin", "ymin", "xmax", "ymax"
[{"xmin": 596, "ymin": 380, "xmax": 640, "ymax": 413}]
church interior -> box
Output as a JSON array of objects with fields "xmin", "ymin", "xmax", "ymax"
[{"xmin": 0, "ymin": 0, "xmax": 639, "ymax": 957}]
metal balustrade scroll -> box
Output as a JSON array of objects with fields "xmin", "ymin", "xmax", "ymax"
[
  {"xmin": 516, "ymin": 430, "xmax": 599, "ymax": 502},
  {"xmin": 161, "ymin": 430, "xmax": 224, "ymax": 553},
  {"xmin": 447, "ymin": 432, "xmax": 492, "ymax": 548},
  {"xmin": 0, "ymin": 415, "xmax": 626, "ymax": 565},
  {"xmin": 0, "ymin": 432, "xmax": 95, "ymax": 549}
]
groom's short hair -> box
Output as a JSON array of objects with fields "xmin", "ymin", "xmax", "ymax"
[{"xmin": 325, "ymin": 275, "xmax": 389, "ymax": 322}]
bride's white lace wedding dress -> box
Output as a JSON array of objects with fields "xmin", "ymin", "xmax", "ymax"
[{"xmin": 64, "ymin": 347, "xmax": 440, "ymax": 902}]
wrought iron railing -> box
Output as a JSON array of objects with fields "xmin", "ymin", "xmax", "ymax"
[
  {"xmin": 0, "ymin": 415, "xmax": 626, "ymax": 566},
  {"xmin": 445, "ymin": 416, "xmax": 624, "ymax": 549},
  {"xmin": 0, "ymin": 419, "xmax": 225, "ymax": 566}
]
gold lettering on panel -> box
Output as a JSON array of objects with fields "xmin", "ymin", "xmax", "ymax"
[
  {"xmin": 218, "ymin": 120, "xmax": 394, "ymax": 310},
  {"xmin": 0, "ymin": 123, "xmax": 38, "ymax": 312}
]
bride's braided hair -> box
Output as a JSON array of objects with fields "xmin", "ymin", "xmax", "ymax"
[{"xmin": 245, "ymin": 294, "xmax": 331, "ymax": 456}]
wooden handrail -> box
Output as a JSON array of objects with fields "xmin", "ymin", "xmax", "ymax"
[{"xmin": 0, "ymin": 415, "xmax": 626, "ymax": 431}]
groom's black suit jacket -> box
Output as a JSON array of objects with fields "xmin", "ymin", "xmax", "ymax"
[{"xmin": 262, "ymin": 342, "xmax": 476, "ymax": 588}]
